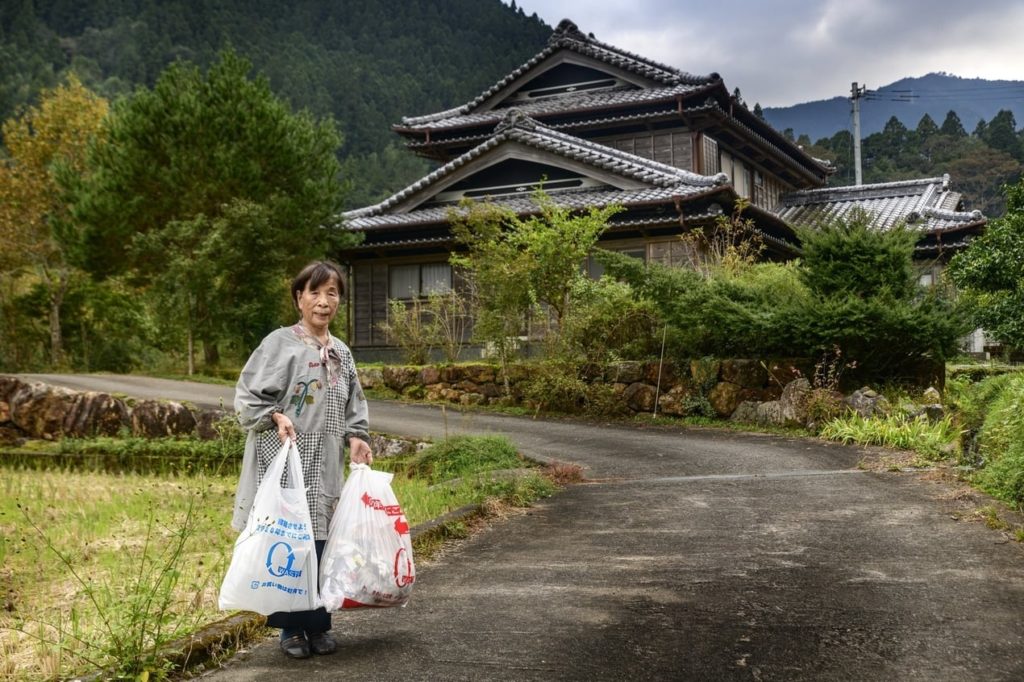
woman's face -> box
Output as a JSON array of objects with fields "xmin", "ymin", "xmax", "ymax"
[{"xmin": 296, "ymin": 276, "xmax": 341, "ymax": 336}]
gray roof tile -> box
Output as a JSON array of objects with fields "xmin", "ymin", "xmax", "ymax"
[
  {"xmin": 345, "ymin": 184, "xmax": 719, "ymax": 231},
  {"xmin": 343, "ymin": 112, "xmax": 728, "ymax": 228},
  {"xmin": 399, "ymin": 84, "xmax": 706, "ymax": 131},
  {"xmin": 775, "ymin": 174, "xmax": 986, "ymax": 235}
]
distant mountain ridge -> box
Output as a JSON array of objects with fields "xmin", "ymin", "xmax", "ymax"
[{"xmin": 763, "ymin": 73, "xmax": 1024, "ymax": 142}]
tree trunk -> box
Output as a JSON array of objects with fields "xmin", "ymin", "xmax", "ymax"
[
  {"xmin": 203, "ymin": 340, "xmax": 220, "ymax": 367},
  {"xmin": 48, "ymin": 273, "xmax": 69, "ymax": 368},
  {"xmin": 186, "ymin": 294, "xmax": 195, "ymax": 376},
  {"xmin": 187, "ymin": 324, "xmax": 195, "ymax": 376}
]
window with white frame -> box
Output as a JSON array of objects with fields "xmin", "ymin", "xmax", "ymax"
[{"xmin": 388, "ymin": 262, "xmax": 452, "ymax": 299}]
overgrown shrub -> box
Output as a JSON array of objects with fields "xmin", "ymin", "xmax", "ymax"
[
  {"xmin": 597, "ymin": 211, "xmax": 967, "ymax": 384},
  {"xmin": 559, "ymin": 277, "xmax": 662, "ymax": 363},
  {"xmin": 789, "ymin": 211, "xmax": 968, "ymax": 383}
]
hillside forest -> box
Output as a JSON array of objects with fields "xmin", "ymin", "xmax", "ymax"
[{"xmin": 1, "ymin": 0, "xmax": 1023, "ymax": 374}]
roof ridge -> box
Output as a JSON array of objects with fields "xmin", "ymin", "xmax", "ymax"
[
  {"xmin": 550, "ymin": 19, "xmax": 713, "ymax": 86},
  {"xmin": 786, "ymin": 176, "xmax": 947, "ymax": 198},
  {"xmin": 400, "ymin": 19, "xmax": 716, "ymax": 127},
  {"xmin": 922, "ymin": 205, "xmax": 984, "ymax": 221}
]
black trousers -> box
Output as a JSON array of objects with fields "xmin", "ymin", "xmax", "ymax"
[{"xmin": 266, "ymin": 539, "xmax": 331, "ymax": 633}]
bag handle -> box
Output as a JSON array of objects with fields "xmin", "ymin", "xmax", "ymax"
[{"xmin": 283, "ymin": 437, "xmax": 306, "ymax": 491}]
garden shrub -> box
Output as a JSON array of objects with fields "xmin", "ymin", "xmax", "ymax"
[{"xmin": 559, "ymin": 277, "xmax": 663, "ymax": 364}]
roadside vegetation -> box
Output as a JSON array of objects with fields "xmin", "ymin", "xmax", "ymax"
[{"xmin": 0, "ymin": 433, "xmax": 560, "ymax": 681}]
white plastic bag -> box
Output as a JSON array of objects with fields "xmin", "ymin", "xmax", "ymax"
[
  {"xmin": 218, "ymin": 438, "xmax": 321, "ymax": 615},
  {"xmin": 321, "ymin": 463, "xmax": 416, "ymax": 610}
]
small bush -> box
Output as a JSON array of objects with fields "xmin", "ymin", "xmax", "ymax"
[
  {"xmin": 405, "ymin": 435, "xmax": 523, "ymax": 484},
  {"xmin": 559, "ymin": 277, "xmax": 662, "ymax": 363},
  {"xmin": 378, "ymin": 299, "xmax": 433, "ymax": 365}
]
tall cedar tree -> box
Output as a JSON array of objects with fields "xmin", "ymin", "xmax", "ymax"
[{"xmin": 67, "ymin": 50, "xmax": 351, "ymax": 369}]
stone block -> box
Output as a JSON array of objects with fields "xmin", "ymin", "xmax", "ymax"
[
  {"xmin": 730, "ymin": 400, "xmax": 761, "ymax": 423},
  {"xmin": 131, "ymin": 400, "xmax": 197, "ymax": 438},
  {"xmin": 756, "ymin": 400, "xmax": 784, "ymax": 425},
  {"xmin": 609, "ymin": 361, "xmax": 643, "ymax": 384},
  {"xmin": 419, "ymin": 366, "xmax": 441, "ymax": 385},
  {"xmin": 623, "ymin": 382, "xmax": 656, "ymax": 412},
  {"xmin": 708, "ymin": 381, "xmax": 743, "ymax": 418},
  {"xmin": 382, "ymin": 366, "xmax": 418, "ymax": 392},
  {"xmin": 720, "ymin": 359, "xmax": 768, "ymax": 389}
]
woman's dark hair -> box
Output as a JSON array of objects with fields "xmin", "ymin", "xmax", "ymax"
[{"xmin": 291, "ymin": 260, "xmax": 346, "ymax": 308}]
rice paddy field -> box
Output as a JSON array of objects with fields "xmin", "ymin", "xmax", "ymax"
[{"xmin": 0, "ymin": 434, "xmax": 548, "ymax": 680}]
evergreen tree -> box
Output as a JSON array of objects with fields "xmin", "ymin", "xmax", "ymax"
[
  {"xmin": 68, "ymin": 51, "xmax": 351, "ymax": 370},
  {"xmin": 753, "ymin": 102, "xmax": 764, "ymax": 120},
  {"xmin": 980, "ymin": 109, "xmax": 1023, "ymax": 161},
  {"xmin": 915, "ymin": 113, "xmax": 938, "ymax": 139},
  {"xmin": 940, "ymin": 110, "xmax": 967, "ymax": 137}
]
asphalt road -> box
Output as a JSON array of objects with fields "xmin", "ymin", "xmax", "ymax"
[{"xmin": 13, "ymin": 374, "xmax": 1024, "ymax": 680}]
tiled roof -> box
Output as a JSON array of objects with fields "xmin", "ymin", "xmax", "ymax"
[
  {"xmin": 398, "ymin": 84, "xmax": 708, "ymax": 131},
  {"xmin": 403, "ymin": 107, "xmax": 681, "ymax": 152},
  {"xmin": 775, "ymin": 175, "xmax": 986, "ymax": 235},
  {"xmin": 345, "ymin": 184, "xmax": 719, "ymax": 231},
  {"xmin": 342, "ymin": 111, "xmax": 728, "ymax": 228},
  {"xmin": 400, "ymin": 19, "xmax": 716, "ymax": 128}
]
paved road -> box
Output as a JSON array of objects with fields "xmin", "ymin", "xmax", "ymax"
[{"xmin": 14, "ymin": 374, "xmax": 1024, "ymax": 680}]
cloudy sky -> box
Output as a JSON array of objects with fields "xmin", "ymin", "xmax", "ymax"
[{"xmin": 511, "ymin": 0, "xmax": 1024, "ymax": 108}]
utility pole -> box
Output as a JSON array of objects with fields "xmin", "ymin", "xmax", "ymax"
[{"xmin": 851, "ymin": 82, "xmax": 867, "ymax": 186}]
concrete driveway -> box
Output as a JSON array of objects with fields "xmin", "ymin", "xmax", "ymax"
[{"xmin": 15, "ymin": 375, "xmax": 1024, "ymax": 680}]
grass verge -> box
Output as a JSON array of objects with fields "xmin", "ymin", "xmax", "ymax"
[{"xmin": 0, "ymin": 434, "xmax": 565, "ymax": 681}]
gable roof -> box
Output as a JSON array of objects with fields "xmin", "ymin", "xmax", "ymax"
[
  {"xmin": 775, "ymin": 175, "xmax": 987, "ymax": 254},
  {"xmin": 343, "ymin": 110, "xmax": 730, "ymax": 231},
  {"xmin": 392, "ymin": 19, "xmax": 830, "ymax": 186},
  {"xmin": 399, "ymin": 19, "xmax": 716, "ymax": 129}
]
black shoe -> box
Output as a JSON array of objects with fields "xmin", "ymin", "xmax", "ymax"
[
  {"xmin": 308, "ymin": 631, "xmax": 337, "ymax": 655},
  {"xmin": 280, "ymin": 633, "xmax": 311, "ymax": 659}
]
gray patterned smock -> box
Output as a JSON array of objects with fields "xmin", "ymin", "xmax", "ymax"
[{"xmin": 232, "ymin": 324, "xmax": 369, "ymax": 539}]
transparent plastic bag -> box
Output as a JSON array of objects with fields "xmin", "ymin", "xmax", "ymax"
[
  {"xmin": 321, "ymin": 463, "xmax": 416, "ymax": 610},
  {"xmin": 218, "ymin": 438, "xmax": 321, "ymax": 615}
]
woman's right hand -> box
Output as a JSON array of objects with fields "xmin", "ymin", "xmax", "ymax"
[{"xmin": 271, "ymin": 411, "xmax": 297, "ymax": 443}]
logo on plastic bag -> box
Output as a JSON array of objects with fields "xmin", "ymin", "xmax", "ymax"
[
  {"xmin": 394, "ymin": 547, "xmax": 415, "ymax": 588},
  {"xmin": 266, "ymin": 541, "xmax": 303, "ymax": 578}
]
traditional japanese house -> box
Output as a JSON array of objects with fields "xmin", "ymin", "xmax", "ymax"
[{"xmin": 336, "ymin": 19, "xmax": 987, "ymax": 357}]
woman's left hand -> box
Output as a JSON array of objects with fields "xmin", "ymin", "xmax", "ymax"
[{"xmin": 349, "ymin": 436, "xmax": 373, "ymax": 465}]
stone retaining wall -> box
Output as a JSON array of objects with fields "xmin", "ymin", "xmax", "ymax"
[
  {"xmin": 359, "ymin": 358, "xmax": 822, "ymax": 422},
  {"xmin": 0, "ymin": 376, "xmax": 425, "ymax": 456},
  {"xmin": 0, "ymin": 375, "xmax": 228, "ymax": 444}
]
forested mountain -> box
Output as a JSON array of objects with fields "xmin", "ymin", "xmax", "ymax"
[
  {"xmin": 755, "ymin": 73, "xmax": 1024, "ymax": 217},
  {"xmin": 0, "ymin": 0, "xmax": 551, "ymax": 207},
  {"xmin": 763, "ymin": 73, "xmax": 1024, "ymax": 142},
  {"xmin": 2, "ymin": 2, "xmax": 1022, "ymax": 215}
]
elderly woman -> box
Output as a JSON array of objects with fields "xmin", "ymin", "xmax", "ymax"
[{"xmin": 232, "ymin": 260, "xmax": 373, "ymax": 659}]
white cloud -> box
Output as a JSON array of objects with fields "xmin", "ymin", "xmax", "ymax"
[{"xmin": 512, "ymin": 0, "xmax": 1024, "ymax": 106}]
